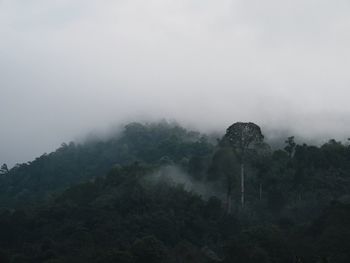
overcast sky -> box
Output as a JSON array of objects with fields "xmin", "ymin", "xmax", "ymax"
[{"xmin": 1, "ymin": 0, "xmax": 350, "ymax": 166}]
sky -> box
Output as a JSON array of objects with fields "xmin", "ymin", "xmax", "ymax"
[{"xmin": 1, "ymin": 0, "xmax": 350, "ymax": 166}]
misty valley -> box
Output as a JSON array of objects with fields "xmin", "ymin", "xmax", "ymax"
[{"xmin": 0, "ymin": 121, "xmax": 349, "ymax": 263}]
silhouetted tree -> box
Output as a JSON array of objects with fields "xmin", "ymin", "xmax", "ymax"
[
  {"xmin": 222, "ymin": 122, "xmax": 264, "ymax": 208},
  {"xmin": 0, "ymin": 164, "xmax": 8, "ymax": 175},
  {"xmin": 284, "ymin": 136, "xmax": 296, "ymax": 158}
]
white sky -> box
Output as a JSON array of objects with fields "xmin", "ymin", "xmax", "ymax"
[{"xmin": 1, "ymin": 0, "xmax": 350, "ymax": 165}]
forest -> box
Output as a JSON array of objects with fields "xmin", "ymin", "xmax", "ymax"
[{"xmin": 0, "ymin": 121, "xmax": 350, "ymax": 263}]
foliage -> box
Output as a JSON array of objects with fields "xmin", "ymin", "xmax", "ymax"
[
  {"xmin": 0, "ymin": 121, "xmax": 213, "ymax": 207},
  {"xmin": 0, "ymin": 121, "xmax": 350, "ymax": 262}
]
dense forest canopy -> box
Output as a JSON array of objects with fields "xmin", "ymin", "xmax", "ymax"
[{"xmin": 1, "ymin": 121, "xmax": 350, "ymax": 262}]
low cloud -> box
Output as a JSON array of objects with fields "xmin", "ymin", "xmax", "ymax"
[{"xmin": 1, "ymin": 0, "xmax": 350, "ymax": 165}]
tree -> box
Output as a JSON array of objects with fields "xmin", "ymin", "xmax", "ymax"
[
  {"xmin": 284, "ymin": 136, "xmax": 296, "ymax": 158},
  {"xmin": 0, "ymin": 164, "xmax": 8, "ymax": 175},
  {"xmin": 222, "ymin": 122, "xmax": 264, "ymax": 208},
  {"xmin": 208, "ymin": 148, "xmax": 239, "ymax": 214},
  {"xmin": 252, "ymin": 151, "xmax": 272, "ymax": 201},
  {"xmin": 131, "ymin": 236, "xmax": 167, "ymax": 263}
]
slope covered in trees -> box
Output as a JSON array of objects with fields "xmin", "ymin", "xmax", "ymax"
[
  {"xmin": 1, "ymin": 121, "xmax": 350, "ymax": 262},
  {"xmin": 0, "ymin": 121, "xmax": 213, "ymax": 207}
]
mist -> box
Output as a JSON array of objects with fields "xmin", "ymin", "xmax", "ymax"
[
  {"xmin": 1, "ymin": 0, "xmax": 350, "ymax": 166},
  {"xmin": 149, "ymin": 165, "xmax": 225, "ymax": 200}
]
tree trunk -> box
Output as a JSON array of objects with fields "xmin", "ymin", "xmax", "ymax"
[{"xmin": 241, "ymin": 163, "xmax": 244, "ymax": 208}]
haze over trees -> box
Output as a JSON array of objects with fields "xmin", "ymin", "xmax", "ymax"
[{"xmin": 0, "ymin": 120, "xmax": 350, "ymax": 262}]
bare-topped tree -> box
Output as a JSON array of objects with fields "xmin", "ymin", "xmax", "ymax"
[{"xmin": 223, "ymin": 122, "xmax": 264, "ymax": 208}]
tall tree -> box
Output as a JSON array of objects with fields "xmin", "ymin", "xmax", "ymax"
[
  {"xmin": 284, "ymin": 136, "xmax": 296, "ymax": 158},
  {"xmin": 223, "ymin": 122, "xmax": 264, "ymax": 208},
  {"xmin": 0, "ymin": 164, "xmax": 8, "ymax": 175}
]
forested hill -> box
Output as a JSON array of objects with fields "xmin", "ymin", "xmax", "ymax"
[
  {"xmin": 1, "ymin": 121, "xmax": 350, "ymax": 262},
  {"xmin": 0, "ymin": 122, "xmax": 213, "ymax": 207}
]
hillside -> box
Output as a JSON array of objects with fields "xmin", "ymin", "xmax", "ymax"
[
  {"xmin": 0, "ymin": 122, "xmax": 213, "ymax": 207},
  {"xmin": 1, "ymin": 121, "xmax": 350, "ymax": 262}
]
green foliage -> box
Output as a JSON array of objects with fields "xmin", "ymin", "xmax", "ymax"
[
  {"xmin": 131, "ymin": 236, "xmax": 167, "ymax": 263},
  {"xmin": 208, "ymin": 148, "xmax": 239, "ymax": 187},
  {"xmin": 0, "ymin": 163, "xmax": 228, "ymax": 262},
  {"xmin": 222, "ymin": 122, "xmax": 264, "ymax": 157},
  {"xmin": 1, "ymin": 121, "xmax": 350, "ymax": 262},
  {"xmin": 0, "ymin": 122, "xmax": 213, "ymax": 208}
]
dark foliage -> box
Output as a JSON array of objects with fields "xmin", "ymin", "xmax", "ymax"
[
  {"xmin": 0, "ymin": 122, "xmax": 213, "ymax": 207},
  {"xmin": 1, "ymin": 121, "xmax": 350, "ymax": 262}
]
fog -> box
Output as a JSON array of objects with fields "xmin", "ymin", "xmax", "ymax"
[
  {"xmin": 1, "ymin": 0, "xmax": 350, "ymax": 166},
  {"xmin": 150, "ymin": 165, "xmax": 224, "ymax": 200}
]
